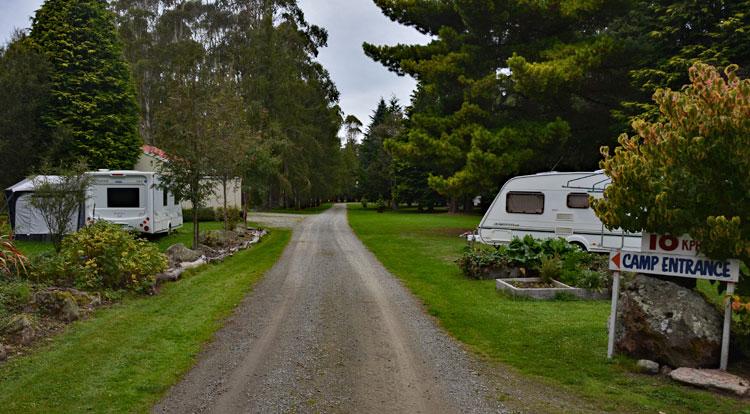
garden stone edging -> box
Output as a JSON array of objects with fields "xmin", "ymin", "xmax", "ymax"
[
  {"xmin": 156, "ymin": 229, "xmax": 267, "ymax": 283},
  {"xmin": 495, "ymin": 277, "xmax": 609, "ymax": 300}
]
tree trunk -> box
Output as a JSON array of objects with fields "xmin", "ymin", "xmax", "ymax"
[
  {"xmin": 463, "ymin": 197, "xmax": 473, "ymax": 214},
  {"xmin": 222, "ymin": 177, "xmax": 228, "ymax": 231},
  {"xmin": 448, "ymin": 197, "xmax": 459, "ymax": 213},
  {"xmin": 192, "ymin": 205, "xmax": 199, "ymax": 250}
]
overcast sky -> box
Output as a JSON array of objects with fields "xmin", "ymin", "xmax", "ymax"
[{"xmin": 0, "ymin": 0, "xmax": 429, "ymax": 136}]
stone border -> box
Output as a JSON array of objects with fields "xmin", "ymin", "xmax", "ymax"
[{"xmin": 495, "ymin": 277, "xmax": 608, "ymax": 300}]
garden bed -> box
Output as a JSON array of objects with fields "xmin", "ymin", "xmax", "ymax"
[{"xmin": 496, "ymin": 277, "xmax": 609, "ymax": 300}]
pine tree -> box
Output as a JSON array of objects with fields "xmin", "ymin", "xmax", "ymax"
[{"xmin": 31, "ymin": 0, "xmax": 141, "ymax": 169}]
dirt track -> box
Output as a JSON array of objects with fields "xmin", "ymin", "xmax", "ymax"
[{"xmin": 154, "ymin": 204, "xmax": 593, "ymax": 413}]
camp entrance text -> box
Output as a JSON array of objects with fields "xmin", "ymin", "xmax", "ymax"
[{"xmin": 609, "ymin": 251, "xmax": 740, "ymax": 282}]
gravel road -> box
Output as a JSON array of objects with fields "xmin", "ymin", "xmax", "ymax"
[{"xmin": 154, "ymin": 204, "xmax": 593, "ymax": 414}]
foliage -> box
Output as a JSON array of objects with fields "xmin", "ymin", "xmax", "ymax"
[
  {"xmin": 0, "ymin": 236, "xmax": 29, "ymax": 278},
  {"xmin": 31, "ymin": 0, "xmax": 141, "ymax": 169},
  {"xmin": 0, "ymin": 280, "xmax": 33, "ymax": 316},
  {"xmin": 29, "ymin": 163, "xmax": 92, "ymax": 252},
  {"xmin": 214, "ymin": 207, "xmax": 241, "ymax": 230},
  {"xmin": 181, "ymin": 208, "xmax": 216, "ymax": 223},
  {"xmin": 0, "ymin": 32, "xmax": 51, "ymax": 190},
  {"xmin": 594, "ymin": 64, "xmax": 750, "ymax": 277},
  {"xmin": 359, "ymin": 98, "xmax": 403, "ymax": 202},
  {"xmin": 458, "ymin": 236, "xmax": 609, "ymax": 290},
  {"xmin": 360, "ymin": 197, "xmax": 368, "ymax": 209},
  {"xmin": 539, "ymin": 256, "xmax": 562, "ymax": 285},
  {"xmin": 33, "ymin": 221, "xmax": 167, "ymax": 293},
  {"xmin": 365, "ymin": 1, "xmax": 750, "ymax": 209},
  {"xmin": 375, "ymin": 197, "xmax": 386, "ymax": 213}
]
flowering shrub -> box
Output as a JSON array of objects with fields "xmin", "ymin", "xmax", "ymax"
[{"xmin": 33, "ymin": 221, "xmax": 167, "ymax": 293}]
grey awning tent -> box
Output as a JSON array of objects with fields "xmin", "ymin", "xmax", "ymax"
[{"xmin": 4, "ymin": 176, "xmax": 85, "ymax": 240}]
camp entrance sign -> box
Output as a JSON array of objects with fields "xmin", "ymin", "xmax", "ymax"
[
  {"xmin": 608, "ymin": 250, "xmax": 740, "ymax": 282},
  {"xmin": 606, "ymin": 233, "xmax": 739, "ymax": 371}
]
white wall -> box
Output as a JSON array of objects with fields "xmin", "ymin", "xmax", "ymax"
[{"xmin": 136, "ymin": 153, "xmax": 242, "ymax": 210}]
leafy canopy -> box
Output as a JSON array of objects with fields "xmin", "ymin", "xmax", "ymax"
[{"xmin": 594, "ymin": 64, "xmax": 750, "ymax": 264}]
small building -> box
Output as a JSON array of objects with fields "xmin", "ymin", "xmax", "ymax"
[{"xmin": 135, "ymin": 145, "xmax": 242, "ymax": 210}]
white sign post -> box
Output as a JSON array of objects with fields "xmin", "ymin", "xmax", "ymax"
[{"xmin": 607, "ymin": 234, "xmax": 740, "ymax": 371}]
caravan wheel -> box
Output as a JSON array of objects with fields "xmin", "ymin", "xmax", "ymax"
[
  {"xmin": 570, "ymin": 241, "xmax": 587, "ymax": 251},
  {"xmin": 168, "ymin": 223, "xmax": 172, "ymax": 235}
]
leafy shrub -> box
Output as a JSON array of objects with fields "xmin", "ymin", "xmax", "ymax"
[
  {"xmin": 375, "ymin": 197, "xmax": 386, "ymax": 213},
  {"xmin": 182, "ymin": 207, "xmax": 215, "ymax": 222},
  {"xmin": 0, "ymin": 280, "xmax": 33, "ymax": 314},
  {"xmin": 539, "ymin": 256, "xmax": 562, "ymax": 284},
  {"xmin": 459, "ymin": 236, "xmax": 611, "ymax": 290},
  {"xmin": 361, "ymin": 197, "xmax": 368, "ymax": 209},
  {"xmin": 0, "ymin": 236, "xmax": 29, "ymax": 277},
  {"xmin": 214, "ymin": 206, "xmax": 242, "ymax": 229},
  {"xmin": 457, "ymin": 246, "xmax": 511, "ymax": 279},
  {"xmin": 32, "ymin": 221, "xmax": 167, "ymax": 293}
]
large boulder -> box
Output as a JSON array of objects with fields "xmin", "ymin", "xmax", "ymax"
[
  {"xmin": 614, "ymin": 274, "xmax": 722, "ymax": 368},
  {"xmin": 165, "ymin": 243, "xmax": 202, "ymax": 267},
  {"xmin": 32, "ymin": 289, "xmax": 82, "ymax": 322},
  {"xmin": 2, "ymin": 314, "xmax": 36, "ymax": 345}
]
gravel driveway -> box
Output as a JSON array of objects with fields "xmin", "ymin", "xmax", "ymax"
[{"xmin": 154, "ymin": 204, "xmax": 593, "ymax": 413}]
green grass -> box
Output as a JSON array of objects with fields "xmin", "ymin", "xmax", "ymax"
[
  {"xmin": 14, "ymin": 221, "xmax": 228, "ymax": 256},
  {"xmin": 268, "ymin": 202, "xmax": 333, "ymax": 215},
  {"xmin": 0, "ymin": 229, "xmax": 290, "ymax": 413},
  {"xmin": 347, "ymin": 204, "xmax": 749, "ymax": 413}
]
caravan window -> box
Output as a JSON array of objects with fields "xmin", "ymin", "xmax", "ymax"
[
  {"xmin": 506, "ymin": 192, "xmax": 544, "ymax": 214},
  {"xmin": 107, "ymin": 188, "xmax": 140, "ymax": 208},
  {"xmin": 163, "ymin": 190, "xmax": 168, "ymax": 207},
  {"xmin": 567, "ymin": 193, "xmax": 590, "ymax": 209}
]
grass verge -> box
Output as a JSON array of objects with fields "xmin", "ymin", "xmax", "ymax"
[
  {"xmin": 347, "ymin": 205, "xmax": 747, "ymax": 413},
  {"xmin": 0, "ymin": 228, "xmax": 290, "ymax": 413}
]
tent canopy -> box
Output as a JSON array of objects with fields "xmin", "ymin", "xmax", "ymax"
[{"xmin": 4, "ymin": 176, "xmax": 83, "ymax": 240}]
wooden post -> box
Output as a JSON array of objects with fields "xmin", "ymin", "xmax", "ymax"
[
  {"xmin": 607, "ymin": 271, "xmax": 621, "ymax": 360},
  {"xmin": 720, "ymin": 282, "xmax": 735, "ymax": 371}
]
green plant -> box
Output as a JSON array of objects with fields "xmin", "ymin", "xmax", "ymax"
[
  {"xmin": 214, "ymin": 206, "xmax": 241, "ymax": 229},
  {"xmin": 375, "ymin": 197, "xmax": 386, "ymax": 213},
  {"xmin": 457, "ymin": 246, "xmax": 510, "ymax": 280},
  {"xmin": 361, "ymin": 197, "xmax": 368, "ymax": 209},
  {"xmin": 0, "ymin": 236, "xmax": 29, "ymax": 277},
  {"xmin": 539, "ymin": 256, "xmax": 562, "ymax": 284},
  {"xmin": 181, "ymin": 208, "xmax": 216, "ymax": 222},
  {"xmin": 33, "ymin": 221, "xmax": 167, "ymax": 293},
  {"xmin": 0, "ymin": 280, "xmax": 33, "ymax": 313}
]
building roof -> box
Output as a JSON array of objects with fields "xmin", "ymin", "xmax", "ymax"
[{"xmin": 142, "ymin": 144, "xmax": 169, "ymax": 162}]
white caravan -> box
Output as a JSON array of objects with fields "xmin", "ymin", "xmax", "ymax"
[
  {"xmin": 477, "ymin": 171, "xmax": 640, "ymax": 252},
  {"xmin": 86, "ymin": 170, "xmax": 182, "ymax": 234}
]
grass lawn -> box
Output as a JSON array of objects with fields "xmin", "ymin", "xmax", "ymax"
[
  {"xmin": 268, "ymin": 202, "xmax": 333, "ymax": 215},
  {"xmin": 0, "ymin": 228, "xmax": 290, "ymax": 413},
  {"xmin": 14, "ymin": 221, "xmax": 228, "ymax": 257},
  {"xmin": 347, "ymin": 204, "xmax": 749, "ymax": 413}
]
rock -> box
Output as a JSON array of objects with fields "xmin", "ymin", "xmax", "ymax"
[
  {"xmin": 165, "ymin": 243, "xmax": 202, "ymax": 267},
  {"xmin": 636, "ymin": 359, "xmax": 660, "ymax": 374},
  {"xmin": 60, "ymin": 297, "xmax": 80, "ymax": 322},
  {"xmin": 2, "ymin": 314, "xmax": 36, "ymax": 345},
  {"xmin": 200, "ymin": 230, "xmax": 238, "ymax": 248},
  {"xmin": 32, "ymin": 289, "xmax": 81, "ymax": 321},
  {"xmin": 670, "ymin": 368, "xmax": 750, "ymax": 396},
  {"xmin": 614, "ymin": 274, "xmax": 722, "ymax": 368},
  {"xmin": 0, "ymin": 344, "xmax": 6, "ymax": 361}
]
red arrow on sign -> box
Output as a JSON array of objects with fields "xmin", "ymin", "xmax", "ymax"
[{"xmin": 611, "ymin": 251, "xmax": 621, "ymax": 269}]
